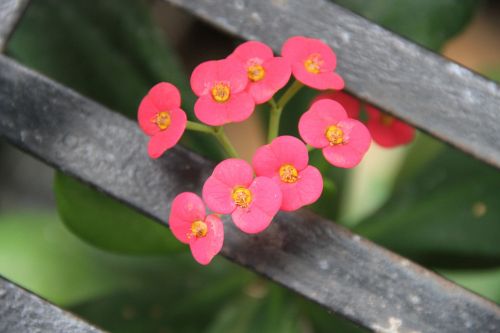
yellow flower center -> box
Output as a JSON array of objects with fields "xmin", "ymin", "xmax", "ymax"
[
  {"xmin": 304, "ymin": 54, "xmax": 323, "ymax": 74},
  {"xmin": 154, "ymin": 111, "xmax": 171, "ymax": 130},
  {"xmin": 190, "ymin": 220, "xmax": 208, "ymax": 238},
  {"xmin": 247, "ymin": 64, "xmax": 266, "ymax": 82},
  {"xmin": 325, "ymin": 125, "xmax": 344, "ymax": 145},
  {"xmin": 211, "ymin": 83, "xmax": 231, "ymax": 103},
  {"xmin": 380, "ymin": 114, "xmax": 394, "ymax": 126},
  {"xmin": 232, "ymin": 186, "xmax": 252, "ymax": 208},
  {"xmin": 279, "ymin": 164, "xmax": 299, "ymax": 183}
]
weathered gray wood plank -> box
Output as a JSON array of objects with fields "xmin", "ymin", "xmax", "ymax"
[
  {"xmin": 164, "ymin": 0, "xmax": 500, "ymax": 169},
  {"xmin": 0, "ymin": 56, "xmax": 498, "ymax": 332},
  {"xmin": 0, "ymin": 276, "xmax": 104, "ymax": 333},
  {"xmin": 0, "ymin": 0, "xmax": 30, "ymax": 51}
]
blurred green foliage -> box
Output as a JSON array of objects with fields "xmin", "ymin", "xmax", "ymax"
[
  {"xmin": 355, "ymin": 144, "xmax": 500, "ymax": 269},
  {"xmin": 332, "ymin": 0, "xmax": 481, "ymax": 50},
  {"xmin": 2, "ymin": 0, "xmax": 499, "ymax": 332}
]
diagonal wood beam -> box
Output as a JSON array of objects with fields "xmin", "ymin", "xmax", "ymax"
[
  {"xmin": 0, "ymin": 56, "xmax": 498, "ymax": 332},
  {"xmin": 0, "ymin": 276, "xmax": 104, "ymax": 332},
  {"xmin": 164, "ymin": 0, "xmax": 500, "ymax": 169}
]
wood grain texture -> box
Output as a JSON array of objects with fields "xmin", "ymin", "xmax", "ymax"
[
  {"xmin": 0, "ymin": 0, "xmax": 30, "ymax": 52},
  {"xmin": 0, "ymin": 276, "xmax": 104, "ymax": 333},
  {"xmin": 164, "ymin": 0, "xmax": 500, "ymax": 169},
  {"xmin": 0, "ymin": 56, "xmax": 498, "ymax": 332}
]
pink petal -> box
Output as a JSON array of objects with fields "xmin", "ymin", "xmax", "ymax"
[
  {"xmin": 194, "ymin": 95, "xmax": 230, "ymax": 126},
  {"xmin": 227, "ymin": 92, "xmax": 256, "ymax": 123},
  {"xmin": 229, "ymin": 40, "xmax": 274, "ymax": 64},
  {"xmin": 283, "ymin": 36, "xmax": 341, "ymax": 90},
  {"xmin": 147, "ymin": 108, "xmax": 187, "ymax": 159},
  {"xmin": 194, "ymin": 92, "xmax": 255, "ymax": 126},
  {"xmin": 322, "ymin": 119, "xmax": 371, "ymax": 168},
  {"xmin": 190, "ymin": 59, "xmax": 248, "ymax": 96},
  {"xmin": 282, "ymin": 36, "xmax": 336, "ymax": 70},
  {"xmin": 202, "ymin": 158, "xmax": 254, "ymax": 214},
  {"xmin": 339, "ymin": 119, "xmax": 371, "ymax": 153},
  {"xmin": 281, "ymin": 36, "xmax": 312, "ymax": 63},
  {"xmin": 190, "ymin": 60, "xmax": 217, "ymax": 96},
  {"xmin": 169, "ymin": 192, "xmax": 206, "ymax": 244},
  {"xmin": 231, "ymin": 176, "xmax": 282, "ymax": 234},
  {"xmin": 189, "ymin": 214, "xmax": 224, "ymax": 265},
  {"xmin": 213, "ymin": 158, "xmax": 254, "ymax": 187},
  {"xmin": 276, "ymin": 165, "xmax": 323, "ymax": 211},
  {"xmin": 202, "ymin": 176, "xmax": 235, "ymax": 214},
  {"xmin": 138, "ymin": 96, "xmax": 160, "ymax": 136},
  {"xmin": 314, "ymin": 91, "xmax": 361, "ymax": 119},
  {"xmin": 252, "ymin": 136, "xmax": 309, "ymax": 177},
  {"xmin": 292, "ymin": 64, "xmax": 344, "ymax": 90},
  {"xmin": 299, "ymin": 99, "xmax": 348, "ymax": 148},
  {"xmin": 147, "ymin": 82, "xmax": 181, "ymax": 111},
  {"xmin": 308, "ymin": 99, "xmax": 349, "ymax": 122},
  {"xmin": 246, "ymin": 57, "xmax": 291, "ymax": 104}
]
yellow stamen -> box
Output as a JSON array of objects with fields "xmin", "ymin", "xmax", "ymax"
[
  {"xmin": 190, "ymin": 220, "xmax": 208, "ymax": 238},
  {"xmin": 153, "ymin": 111, "xmax": 171, "ymax": 130},
  {"xmin": 211, "ymin": 83, "xmax": 231, "ymax": 103},
  {"xmin": 380, "ymin": 114, "xmax": 394, "ymax": 126},
  {"xmin": 279, "ymin": 164, "xmax": 298, "ymax": 183},
  {"xmin": 247, "ymin": 64, "xmax": 265, "ymax": 82},
  {"xmin": 304, "ymin": 54, "xmax": 323, "ymax": 74},
  {"xmin": 232, "ymin": 186, "xmax": 252, "ymax": 208},
  {"xmin": 325, "ymin": 125, "xmax": 344, "ymax": 145}
]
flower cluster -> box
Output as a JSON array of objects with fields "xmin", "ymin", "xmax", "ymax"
[{"xmin": 137, "ymin": 36, "xmax": 415, "ymax": 265}]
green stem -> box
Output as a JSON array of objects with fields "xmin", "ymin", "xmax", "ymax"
[
  {"xmin": 186, "ymin": 121, "xmax": 238, "ymax": 158},
  {"xmin": 277, "ymin": 80, "xmax": 303, "ymax": 109},
  {"xmin": 186, "ymin": 121, "xmax": 213, "ymax": 134},
  {"xmin": 267, "ymin": 81, "xmax": 304, "ymax": 142},
  {"xmin": 268, "ymin": 98, "xmax": 282, "ymax": 142},
  {"xmin": 213, "ymin": 126, "xmax": 239, "ymax": 158}
]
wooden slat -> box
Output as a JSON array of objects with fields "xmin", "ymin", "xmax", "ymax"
[
  {"xmin": 0, "ymin": 56, "xmax": 498, "ymax": 332},
  {"xmin": 0, "ymin": 0, "xmax": 30, "ymax": 51},
  {"xmin": 0, "ymin": 276, "xmax": 104, "ymax": 333},
  {"xmin": 164, "ymin": 0, "xmax": 500, "ymax": 169}
]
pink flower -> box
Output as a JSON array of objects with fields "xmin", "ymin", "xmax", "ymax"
[
  {"xmin": 366, "ymin": 106, "xmax": 415, "ymax": 147},
  {"xmin": 282, "ymin": 36, "xmax": 344, "ymax": 90},
  {"xmin": 190, "ymin": 59, "xmax": 255, "ymax": 126},
  {"xmin": 202, "ymin": 159, "xmax": 282, "ymax": 234},
  {"xmin": 299, "ymin": 99, "xmax": 371, "ymax": 168},
  {"xmin": 227, "ymin": 41, "xmax": 291, "ymax": 104},
  {"xmin": 313, "ymin": 91, "xmax": 360, "ymax": 119},
  {"xmin": 169, "ymin": 192, "xmax": 224, "ymax": 265},
  {"xmin": 252, "ymin": 136, "xmax": 323, "ymax": 211},
  {"xmin": 315, "ymin": 91, "xmax": 415, "ymax": 148},
  {"xmin": 137, "ymin": 82, "xmax": 187, "ymax": 159}
]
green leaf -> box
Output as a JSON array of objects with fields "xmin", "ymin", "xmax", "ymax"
[
  {"xmin": 354, "ymin": 146, "xmax": 500, "ymax": 269},
  {"xmin": 54, "ymin": 173, "xmax": 183, "ymax": 255},
  {"xmin": 332, "ymin": 0, "xmax": 481, "ymax": 50}
]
